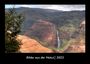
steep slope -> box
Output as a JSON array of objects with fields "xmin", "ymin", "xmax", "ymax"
[
  {"xmin": 24, "ymin": 20, "xmax": 57, "ymax": 48},
  {"xmin": 16, "ymin": 35, "xmax": 54, "ymax": 53},
  {"xmin": 64, "ymin": 37, "xmax": 85, "ymax": 53}
]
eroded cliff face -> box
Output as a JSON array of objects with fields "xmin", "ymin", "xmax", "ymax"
[
  {"xmin": 64, "ymin": 38, "xmax": 85, "ymax": 53},
  {"xmin": 24, "ymin": 20, "xmax": 57, "ymax": 48}
]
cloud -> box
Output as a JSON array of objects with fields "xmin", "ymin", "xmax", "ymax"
[
  {"xmin": 5, "ymin": 5, "xmax": 85, "ymax": 11},
  {"xmin": 19, "ymin": 5, "xmax": 85, "ymax": 11}
]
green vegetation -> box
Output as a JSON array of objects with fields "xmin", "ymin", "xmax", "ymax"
[
  {"xmin": 52, "ymin": 23, "xmax": 77, "ymax": 51},
  {"xmin": 48, "ymin": 38, "xmax": 75, "ymax": 52},
  {"xmin": 5, "ymin": 7, "xmax": 24, "ymax": 53},
  {"xmin": 59, "ymin": 23, "xmax": 76, "ymax": 35}
]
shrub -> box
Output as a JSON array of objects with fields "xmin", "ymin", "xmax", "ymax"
[{"xmin": 5, "ymin": 7, "xmax": 24, "ymax": 53}]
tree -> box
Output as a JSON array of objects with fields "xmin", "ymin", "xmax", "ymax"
[{"xmin": 5, "ymin": 7, "xmax": 24, "ymax": 53}]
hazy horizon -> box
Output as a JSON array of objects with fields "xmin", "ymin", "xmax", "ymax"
[{"xmin": 5, "ymin": 5, "xmax": 85, "ymax": 11}]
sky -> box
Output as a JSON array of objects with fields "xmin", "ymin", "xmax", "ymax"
[{"xmin": 5, "ymin": 5, "xmax": 85, "ymax": 11}]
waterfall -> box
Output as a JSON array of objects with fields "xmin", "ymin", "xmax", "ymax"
[{"xmin": 57, "ymin": 30, "xmax": 61, "ymax": 48}]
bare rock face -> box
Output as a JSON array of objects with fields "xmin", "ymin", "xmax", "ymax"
[{"xmin": 24, "ymin": 20, "xmax": 57, "ymax": 48}]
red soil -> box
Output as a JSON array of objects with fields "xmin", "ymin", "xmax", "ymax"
[{"xmin": 16, "ymin": 35, "xmax": 54, "ymax": 53}]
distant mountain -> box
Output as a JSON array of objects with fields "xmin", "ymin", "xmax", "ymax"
[{"xmin": 5, "ymin": 7, "xmax": 85, "ymax": 33}]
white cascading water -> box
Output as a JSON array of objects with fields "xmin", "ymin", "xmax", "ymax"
[{"xmin": 57, "ymin": 30, "xmax": 61, "ymax": 48}]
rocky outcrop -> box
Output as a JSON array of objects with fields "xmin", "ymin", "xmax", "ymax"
[{"xmin": 24, "ymin": 20, "xmax": 57, "ymax": 48}]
